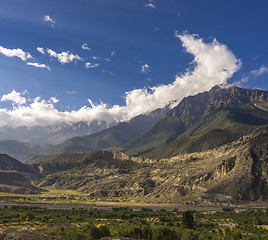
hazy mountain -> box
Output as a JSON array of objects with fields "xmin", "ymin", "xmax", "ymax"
[
  {"xmin": 0, "ymin": 120, "xmax": 111, "ymax": 145},
  {"xmin": 0, "ymin": 140, "xmax": 45, "ymax": 160},
  {"xmin": 122, "ymin": 86, "xmax": 268, "ymax": 156},
  {"xmin": 44, "ymin": 107, "xmax": 168, "ymax": 155}
]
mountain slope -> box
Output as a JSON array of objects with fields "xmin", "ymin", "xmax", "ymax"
[
  {"xmin": 122, "ymin": 86, "xmax": 268, "ymax": 156},
  {"xmin": 45, "ymin": 107, "xmax": 168, "ymax": 155},
  {"xmin": 31, "ymin": 126, "xmax": 268, "ymax": 203},
  {"xmin": 0, "ymin": 140, "xmax": 44, "ymax": 160},
  {"xmin": 0, "ymin": 154, "xmax": 36, "ymax": 173},
  {"xmin": 0, "ymin": 154, "xmax": 40, "ymax": 193}
]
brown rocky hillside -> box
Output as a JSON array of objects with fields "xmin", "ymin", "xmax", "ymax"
[{"xmin": 32, "ymin": 126, "xmax": 268, "ymax": 204}]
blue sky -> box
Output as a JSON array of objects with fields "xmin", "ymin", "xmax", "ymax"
[{"xmin": 0, "ymin": 0, "xmax": 268, "ymax": 127}]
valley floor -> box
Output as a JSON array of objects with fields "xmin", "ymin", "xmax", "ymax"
[
  {"xmin": 1, "ymin": 203, "xmax": 268, "ymax": 239},
  {"xmin": 0, "ymin": 187, "xmax": 267, "ymax": 212}
]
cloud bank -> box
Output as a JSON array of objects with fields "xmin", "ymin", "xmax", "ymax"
[{"xmin": 0, "ymin": 33, "xmax": 242, "ymax": 128}]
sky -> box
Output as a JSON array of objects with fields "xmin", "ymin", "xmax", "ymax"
[{"xmin": 0, "ymin": 0, "xmax": 268, "ymax": 127}]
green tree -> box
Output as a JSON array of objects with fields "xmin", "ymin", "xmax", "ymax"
[
  {"xmin": 182, "ymin": 211, "xmax": 194, "ymax": 229},
  {"xmin": 152, "ymin": 226, "xmax": 178, "ymax": 240},
  {"xmin": 99, "ymin": 225, "xmax": 110, "ymax": 237}
]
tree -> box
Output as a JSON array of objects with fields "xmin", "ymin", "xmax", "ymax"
[
  {"xmin": 182, "ymin": 211, "xmax": 194, "ymax": 229},
  {"xmin": 152, "ymin": 226, "xmax": 178, "ymax": 240}
]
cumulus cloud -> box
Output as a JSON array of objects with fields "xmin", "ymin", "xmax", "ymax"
[
  {"xmin": 43, "ymin": 15, "xmax": 56, "ymax": 27},
  {"xmin": 141, "ymin": 64, "xmax": 150, "ymax": 73},
  {"xmin": 1, "ymin": 90, "xmax": 26, "ymax": 105},
  {"xmin": 47, "ymin": 49, "xmax": 83, "ymax": 64},
  {"xmin": 85, "ymin": 62, "xmax": 99, "ymax": 69},
  {"xmin": 251, "ymin": 66, "xmax": 268, "ymax": 77},
  {"xmin": 0, "ymin": 33, "xmax": 242, "ymax": 128},
  {"xmin": 0, "ymin": 46, "xmax": 32, "ymax": 61},
  {"xmin": 81, "ymin": 43, "xmax": 90, "ymax": 51},
  {"xmin": 37, "ymin": 47, "xmax": 45, "ymax": 55},
  {"xmin": 27, "ymin": 62, "xmax": 51, "ymax": 71}
]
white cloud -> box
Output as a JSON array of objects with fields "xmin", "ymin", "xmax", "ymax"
[
  {"xmin": 92, "ymin": 56, "xmax": 101, "ymax": 60},
  {"xmin": 141, "ymin": 64, "xmax": 150, "ymax": 73},
  {"xmin": 111, "ymin": 51, "xmax": 116, "ymax": 57},
  {"xmin": 49, "ymin": 97, "xmax": 59, "ymax": 104},
  {"xmin": 37, "ymin": 47, "xmax": 45, "ymax": 55},
  {"xmin": 146, "ymin": 0, "xmax": 156, "ymax": 9},
  {"xmin": 233, "ymin": 76, "xmax": 249, "ymax": 88},
  {"xmin": 146, "ymin": 3, "xmax": 156, "ymax": 9},
  {"xmin": 0, "ymin": 33, "xmax": 242, "ymax": 128},
  {"xmin": 233, "ymin": 66, "xmax": 268, "ymax": 88},
  {"xmin": 43, "ymin": 15, "xmax": 56, "ymax": 27},
  {"xmin": 85, "ymin": 62, "xmax": 99, "ymax": 69},
  {"xmin": 91, "ymin": 56, "xmax": 110, "ymax": 62},
  {"xmin": 145, "ymin": 0, "xmax": 156, "ymax": 9},
  {"xmin": 251, "ymin": 66, "xmax": 268, "ymax": 77},
  {"xmin": 47, "ymin": 49, "xmax": 83, "ymax": 64},
  {"xmin": 27, "ymin": 62, "xmax": 51, "ymax": 71},
  {"xmin": 1, "ymin": 90, "xmax": 26, "ymax": 105},
  {"xmin": 81, "ymin": 43, "xmax": 90, "ymax": 51},
  {"xmin": 0, "ymin": 46, "xmax": 32, "ymax": 61},
  {"xmin": 88, "ymin": 99, "xmax": 95, "ymax": 108}
]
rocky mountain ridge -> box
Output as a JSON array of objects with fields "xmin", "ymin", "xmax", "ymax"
[
  {"xmin": 27, "ymin": 126, "xmax": 268, "ymax": 204},
  {"xmin": 122, "ymin": 86, "xmax": 268, "ymax": 156},
  {"xmin": 44, "ymin": 106, "xmax": 168, "ymax": 155},
  {"xmin": 0, "ymin": 120, "xmax": 111, "ymax": 145}
]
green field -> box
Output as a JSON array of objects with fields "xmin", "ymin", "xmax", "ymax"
[{"xmin": 1, "ymin": 205, "xmax": 268, "ymax": 239}]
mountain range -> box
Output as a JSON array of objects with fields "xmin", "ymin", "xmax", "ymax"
[
  {"xmin": 0, "ymin": 84, "xmax": 268, "ymax": 204},
  {"xmin": 44, "ymin": 106, "xmax": 168, "ymax": 155},
  {"xmin": 44, "ymin": 86, "xmax": 268, "ymax": 158},
  {"xmin": 7, "ymin": 125, "xmax": 268, "ymax": 204},
  {"xmin": 0, "ymin": 120, "xmax": 111, "ymax": 145}
]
